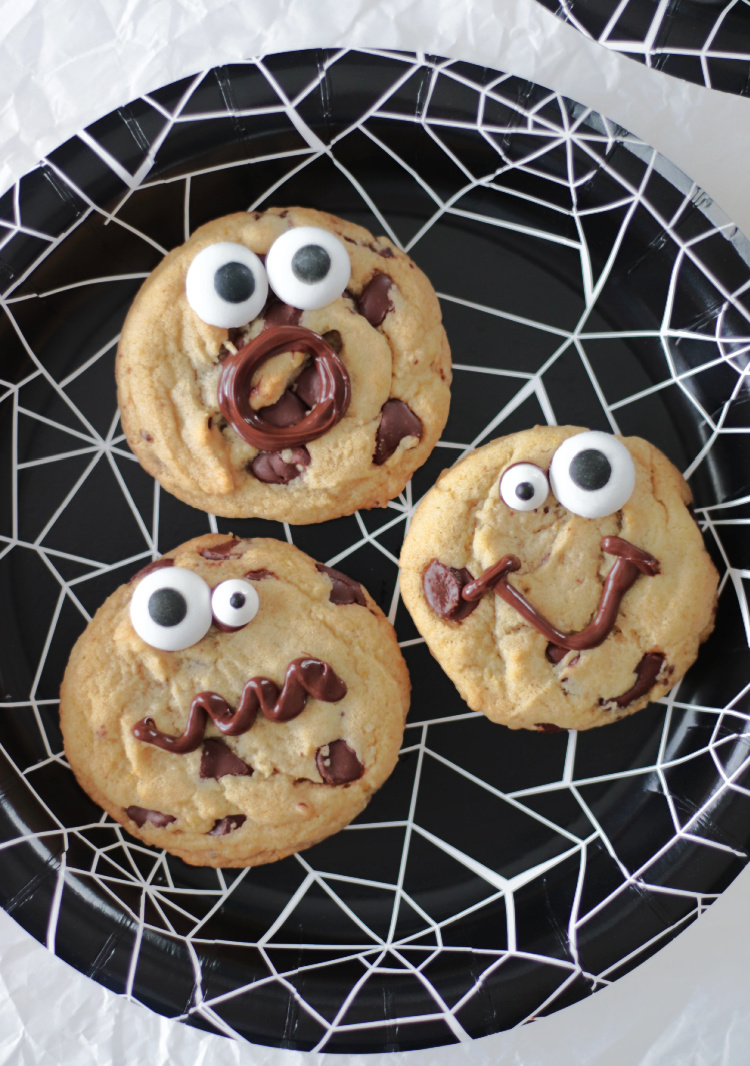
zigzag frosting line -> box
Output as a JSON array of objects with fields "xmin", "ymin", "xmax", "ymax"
[{"xmin": 132, "ymin": 657, "xmax": 347, "ymax": 754}]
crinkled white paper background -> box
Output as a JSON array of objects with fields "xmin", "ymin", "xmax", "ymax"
[{"xmin": 1, "ymin": 0, "xmax": 750, "ymax": 1063}]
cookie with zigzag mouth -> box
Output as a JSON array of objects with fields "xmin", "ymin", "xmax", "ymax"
[
  {"xmin": 60, "ymin": 535, "xmax": 409, "ymax": 866},
  {"xmin": 399, "ymin": 426, "xmax": 718, "ymax": 731}
]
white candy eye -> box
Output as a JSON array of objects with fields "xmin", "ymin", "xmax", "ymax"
[
  {"xmin": 130, "ymin": 567, "xmax": 212, "ymax": 651},
  {"xmin": 499, "ymin": 463, "xmax": 549, "ymax": 511},
  {"xmin": 185, "ymin": 241, "xmax": 268, "ymax": 328},
  {"xmin": 549, "ymin": 431, "xmax": 635, "ymax": 519},
  {"xmin": 265, "ymin": 226, "xmax": 351, "ymax": 310},
  {"xmin": 211, "ymin": 579, "xmax": 260, "ymax": 631}
]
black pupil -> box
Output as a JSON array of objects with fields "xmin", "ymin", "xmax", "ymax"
[
  {"xmin": 570, "ymin": 449, "xmax": 612, "ymax": 491},
  {"xmin": 229, "ymin": 592, "xmax": 246, "ymax": 610},
  {"xmin": 516, "ymin": 482, "xmax": 535, "ymax": 501},
  {"xmin": 148, "ymin": 588, "xmax": 187, "ymax": 628},
  {"xmin": 292, "ymin": 244, "xmax": 331, "ymax": 283},
  {"xmin": 214, "ymin": 261, "xmax": 255, "ymax": 303}
]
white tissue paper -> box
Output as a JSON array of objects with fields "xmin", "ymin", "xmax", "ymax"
[{"xmin": 1, "ymin": 1, "xmax": 750, "ymax": 1064}]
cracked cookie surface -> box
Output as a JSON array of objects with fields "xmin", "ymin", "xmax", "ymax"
[
  {"xmin": 116, "ymin": 207, "xmax": 451, "ymax": 523},
  {"xmin": 399, "ymin": 426, "xmax": 718, "ymax": 731},
  {"xmin": 60, "ymin": 534, "xmax": 410, "ymax": 866}
]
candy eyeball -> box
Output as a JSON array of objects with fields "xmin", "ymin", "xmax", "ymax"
[
  {"xmin": 211, "ymin": 579, "xmax": 260, "ymax": 631},
  {"xmin": 185, "ymin": 241, "xmax": 268, "ymax": 328},
  {"xmin": 499, "ymin": 463, "xmax": 549, "ymax": 511},
  {"xmin": 130, "ymin": 567, "xmax": 212, "ymax": 651},
  {"xmin": 265, "ymin": 226, "xmax": 351, "ymax": 311},
  {"xmin": 549, "ymin": 431, "xmax": 635, "ymax": 519}
]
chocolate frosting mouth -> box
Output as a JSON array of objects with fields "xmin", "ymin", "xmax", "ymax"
[
  {"xmin": 461, "ymin": 536, "xmax": 660, "ymax": 650},
  {"xmin": 132, "ymin": 656, "xmax": 347, "ymax": 754},
  {"xmin": 217, "ymin": 324, "xmax": 351, "ymax": 450}
]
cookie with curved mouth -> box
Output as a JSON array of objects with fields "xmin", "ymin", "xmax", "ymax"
[
  {"xmin": 116, "ymin": 207, "xmax": 451, "ymax": 523},
  {"xmin": 60, "ymin": 535, "xmax": 410, "ymax": 866},
  {"xmin": 399, "ymin": 426, "xmax": 718, "ymax": 731}
]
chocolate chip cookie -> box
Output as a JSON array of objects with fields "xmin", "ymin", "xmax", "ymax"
[
  {"xmin": 60, "ymin": 535, "xmax": 410, "ymax": 866},
  {"xmin": 399, "ymin": 426, "xmax": 718, "ymax": 731},
  {"xmin": 116, "ymin": 207, "xmax": 451, "ymax": 523}
]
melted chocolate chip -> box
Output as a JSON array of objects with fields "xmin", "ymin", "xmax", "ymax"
[
  {"xmin": 358, "ymin": 273, "xmax": 394, "ymax": 327},
  {"xmin": 128, "ymin": 557, "xmax": 174, "ymax": 584},
  {"xmin": 322, "ymin": 329, "xmax": 343, "ymax": 354},
  {"xmin": 316, "ymin": 563, "xmax": 366, "ymax": 606},
  {"xmin": 245, "ymin": 568, "xmax": 277, "ymax": 581},
  {"xmin": 200, "ymin": 738, "xmax": 253, "ymax": 780},
  {"xmin": 374, "ymin": 399, "xmax": 423, "ymax": 465},
  {"xmin": 125, "ymin": 806, "xmax": 176, "ymax": 828},
  {"xmin": 209, "ymin": 814, "xmax": 247, "ymax": 836},
  {"xmin": 140, "ymin": 430, "xmax": 153, "ymax": 442},
  {"xmin": 199, "ymin": 539, "xmax": 245, "ymax": 560},
  {"xmin": 545, "ymin": 643, "xmax": 567, "ymax": 665},
  {"xmin": 378, "ymin": 247, "xmax": 395, "ymax": 258},
  {"xmin": 227, "ymin": 327, "xmax": 245, "ymax": 346},
  {"xmin": 263, "ymin": 301, "xmax": 303, "ymax": 328},
  {"xmin": 423, "ymin": 559, "xmax": 479, "ymax": 622},
  {"xmin": 601, "ymin": 652, "xmax": 666, "ymax": 709},
  {"xmin": 294, "ymin": 363, "xmax": 322, "ymax": 407},
  {"xmin": 250, "ymin": 446, "xmax": 311, "ymax": 484},
  {"xmin": 535, "ymin": 723, "xmax": 564, "ymax": 733},
  {"xmin": 316, "ymin": 739, "xmax": 364, "ymax": 785},
  {"xmin": 258, "ymin": 389, "xmax": 307, "ymax": 428}
]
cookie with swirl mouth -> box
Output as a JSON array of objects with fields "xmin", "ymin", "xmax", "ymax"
[
  {"xmin": 60, "ymin": 535, "xmax": 410, "ymax": 866},
  {"xmin": 399, "ymin": 426, "xmax": 718, "ymax": 731},
  {"xmin": 116, "ymin": 207, "xmax": 451, "ymax": 523}
]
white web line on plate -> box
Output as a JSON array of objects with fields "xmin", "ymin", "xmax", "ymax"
[{"xmin": 548, "ymin": 0, "xmax": 750, "ymax": 92}]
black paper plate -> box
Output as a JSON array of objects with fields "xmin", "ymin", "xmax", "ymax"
[
  {"xmin": 1, "ymin": 49, "xmax": 750, "ymax": 1054},
  {"xmin": 534, "ymin": 0, "xmax": 750, "ymax": 94}
]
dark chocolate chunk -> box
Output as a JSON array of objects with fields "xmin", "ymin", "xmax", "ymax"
[
  {"xmin": 316, "ymin": 563, "xmax": 367, "ymax": 606},
  {"xmin": 244, "ymin": 568, "xmax": 277, "ymax": 581},
  {"xmin": 208, "ymin": 814, "xmax": 247, "ymax": 836},
  {"xmin": 358, "ymin": 273, "xmax": 394, "ymax": 327},
  {"xmin": 374, "ymin": 399, "xmax": 423, "ymax": 465},
  {"xmin": 322, "ymin": 329, "xmax": 343, "ymax": 354},
  {"xmin": 423, "ymin": 559, "xmax": 479, "ymax": 621},
  {"xmin": 125, "ymin": 805, "xmax": 176, "ymax": 828},
  {"xmin": 250, "ymin": 446, "xmax": 311, "ymax": 484},
  {"xmin": 601, "ymin": 652, "xmax": 666, "ymax": 709},
  {"xmin": 200, "ymin": 738, "xmax": 253, "ymax": 780},
  {"xmin": 316, "ymin": 739, "xmax": 364, "ymax": 785},
  {"xmin": 378, "ymin": 246, "xmax": 395, "ymax": 258},
  {"xmin": 199, "ymin": 539, "xmax": 245, "ymax": 560},
  {"xmin": 263, "ymin": 300, "xmax": 302, "ymax": 328},
  {"xmin": 258, "ymin": 389, "xmax": 307, "ymax": 427},
  {"xmin": 128, "ymin": 556, "xmax": 174, "ymax": 584},
  {"xmin": 294, "ymin": 362, "xmax": 322, "ymax": 407},
  {"xmin": 546, "ymin": 643, "xmax": 568, "ymax": 665},
  {"xmin": 535, "ymin": 723, "xmax": 564, "ymax": 733}
]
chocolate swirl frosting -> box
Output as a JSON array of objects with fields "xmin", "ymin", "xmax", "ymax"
[{"xmin": 217, "ymin": 325, "xmax": 351, "ymax": 450}]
